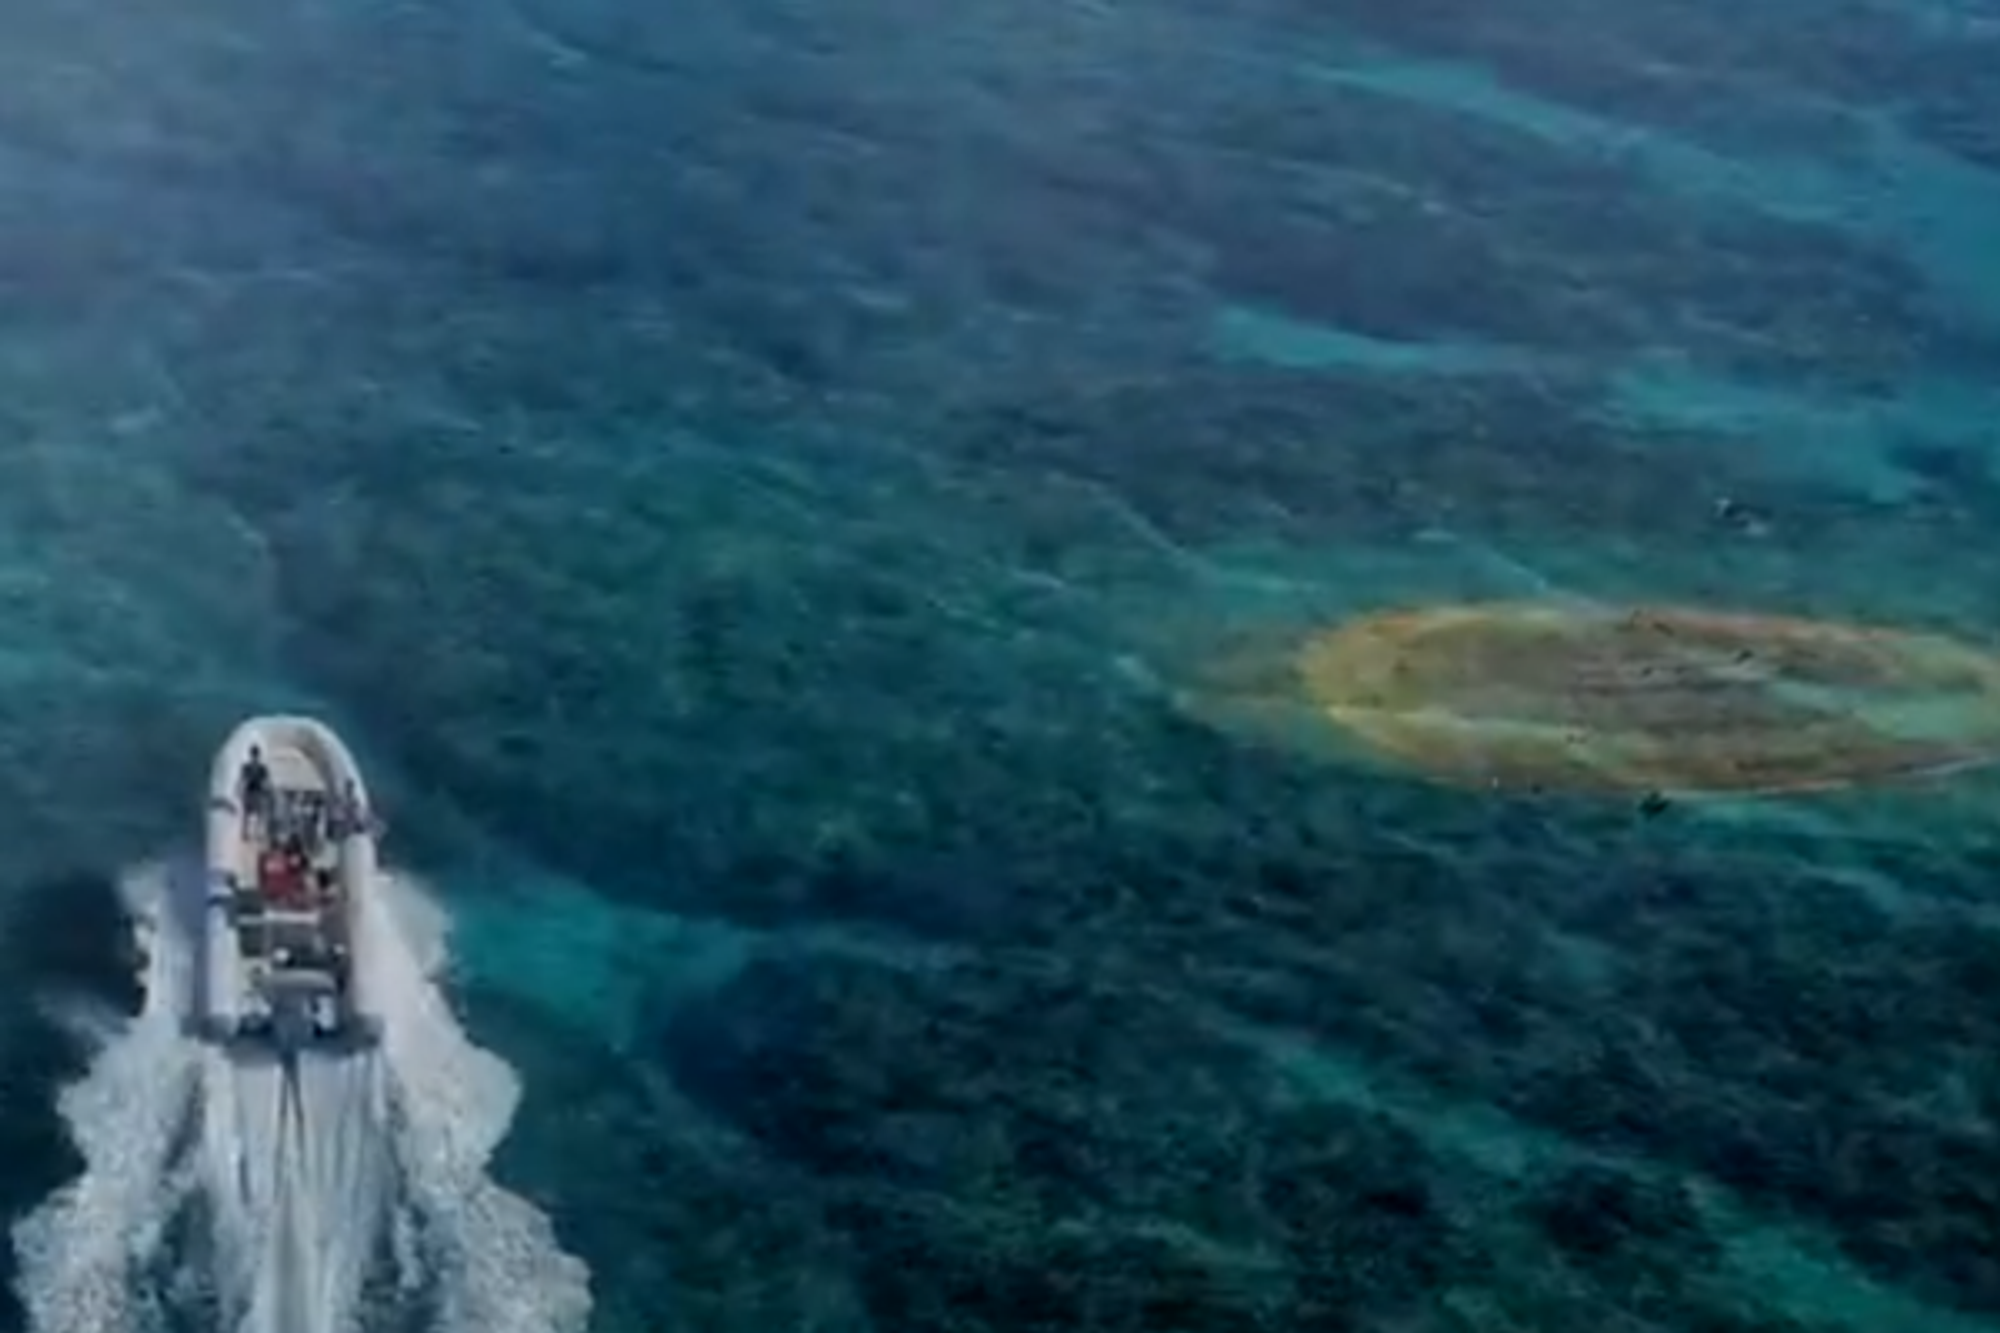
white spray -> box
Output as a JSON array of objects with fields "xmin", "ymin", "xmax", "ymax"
[{"xmin": 10, "ymin": 861, "xmax": 592, "ymax": 1333}]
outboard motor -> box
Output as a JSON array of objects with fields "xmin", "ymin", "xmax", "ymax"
[{"xmin": 271, "ymin": 1001, "xmax": 314, "ymax": 1056}]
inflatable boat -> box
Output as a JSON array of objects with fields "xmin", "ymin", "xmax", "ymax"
[{"xmin": 195, "ymin": 715, "xmax": 383, "ymax": 1057}]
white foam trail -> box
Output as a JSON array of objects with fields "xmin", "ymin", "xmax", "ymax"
[
  {"xmin": 356, "ymin": 870, "xmax": 593, "ymax": 1333},
  {"xmin": 206, "ymin": 1046, "xmax": 388, "ymax": 1333},
  {"xmin": 10, "ymin": 861, "xmax": 592, "ymax": 1333},
  {"xmin": 9, "ymin": 865, "xmax": 200, "ymax": 1333}
]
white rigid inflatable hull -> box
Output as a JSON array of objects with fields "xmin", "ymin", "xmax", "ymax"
[{"xmin": 202, "ymin": 714, "xmax": 378, "ymax": 1049}]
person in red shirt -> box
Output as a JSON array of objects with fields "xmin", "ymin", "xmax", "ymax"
[{"xmin": 259, "ymin": 848, "xmax": 302, "ymax": 906}]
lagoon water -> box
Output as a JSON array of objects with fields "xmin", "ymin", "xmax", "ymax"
[{"xmin": 2, "ymin": 0, "xmax": 2000, "ymax": 1330}]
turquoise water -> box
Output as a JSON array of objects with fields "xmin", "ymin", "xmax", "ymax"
[{"xmin": 2, "ymin": 0, "xmax": 2000, "ymax": 1329}]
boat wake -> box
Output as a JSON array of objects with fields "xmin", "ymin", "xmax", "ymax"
[{"xmin": 10, "ymin": 860, "xmax": 590, "ymax": 1333}]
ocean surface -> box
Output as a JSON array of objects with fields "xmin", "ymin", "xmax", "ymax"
[{"xmin": 2, "ymin": 0, "xmax": 2000, "ymax": 1329}]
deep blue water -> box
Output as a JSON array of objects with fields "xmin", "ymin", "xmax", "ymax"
[{"xmin": 2, "ymin": 0, "xmax": 2000, "ymax": 1329}]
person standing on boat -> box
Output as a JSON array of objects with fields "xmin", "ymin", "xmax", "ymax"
[{"xmin": 238, "ymin": 746, "xmax": 272, "ymax": 837}]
